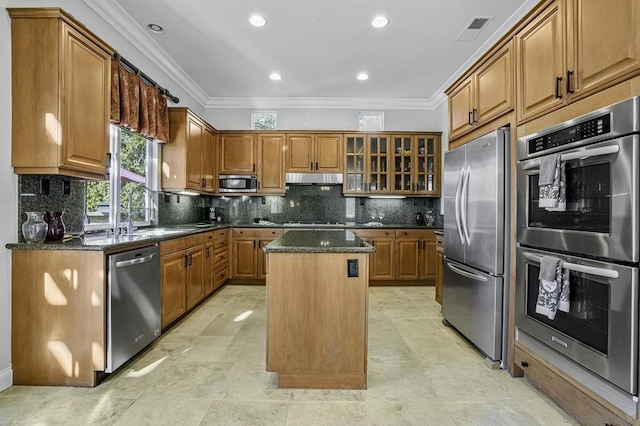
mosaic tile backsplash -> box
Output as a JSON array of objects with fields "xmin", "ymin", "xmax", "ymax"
[{"xmin": 16, "ymin": 177, "xmax": 442, "ymax": 240}]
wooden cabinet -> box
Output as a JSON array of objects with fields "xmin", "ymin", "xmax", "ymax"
[
  {"xmin": 9, "ymin": 8, "xmax": 113, "ymax": 180},
  {"xmin": 395, "ymin": 229, "xmax": 437, "ymax": 282},
  {"xmin": 391, "ymin": 135, "xmax": 441, "ymax": 196},
  {"xmin": 516, "ymin": 0, "xmax": 640, "ymax": 123},
  {"xmin": 257, "ymin": 134, "xmax": 285, "ymax": 194},
  {"xmin": 213, "ymin": 229, "xmax": 229, "ymax": 290},
  {"xmin": 344, "ymin": 134, "xmax": 391, "ymax": 195},
  {"xmin": 448, "ymin": 42, "xmax": 514, "ymax": 140},
  {"xmin": 160, "ymin": 233, "xmax": 206, "ymax": 328},
  {"xmin": 232, "ymin": 228, "xmax": 283, "ymax": 280},
  {"xmin": 219, "ymin": 133, "xmax": 256, "ymax": 174},
  {"xmin": 435, "ymin": 234, "xmax": 444, "ymax": 304},
  {"xmin": 163, "ymin": 108, "xmax": 217, "ymax": 194},
  {"xmin": 351, "ymin": 229, "xmax": 395, "ymax": 280},
  {"xmin": 286, "ymin": 134, "xmax": 343, "ymax": 172}
]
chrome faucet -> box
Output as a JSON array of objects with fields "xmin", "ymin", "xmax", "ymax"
[{"xmin": 126, "ymin": 184, "xmax": 155, "ymax": 235}]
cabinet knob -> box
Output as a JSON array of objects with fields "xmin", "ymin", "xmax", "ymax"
[{"xmin": 520, "ymin": 361, "xmax": 529, "ymax": 368}]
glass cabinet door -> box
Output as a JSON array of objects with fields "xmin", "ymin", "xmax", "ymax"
[
  {"xmin": 415, "ymin": 136, "xmax": 439, "ymax": 195},
  {"xmin": 345, "ymin": 135, "xmax": 365, "ymax": 192},
  {"xmin": 368, "ymin": 135, "xmax": 390, "ymax": 193},
  {"xmin": 393, "ymin": 136, "xmax": 413, "ymax": 193}
]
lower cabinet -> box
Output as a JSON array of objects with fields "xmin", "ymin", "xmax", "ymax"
[
  {"xmin": 351, "ymin": 229, "xmax": 396, "ymax": 280},
  {"xmin": 232, "ymin": 228, "xmax": 283, "ymax": 280},
  {"xmin": 213, "ymin": 229, "xmax": 230, "ymax": 290},
  {"xmin": 395, "ymin": 229, "xmax": 437, "ymax": 282},
  {"xmin": 160, "ymin": 233, "xmax": 206, "ymax": 329},
  {"xmin": 435, "ymin": 233, "xmax": 444, "ymax": 304}
]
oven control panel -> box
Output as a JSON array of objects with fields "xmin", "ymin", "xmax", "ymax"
[{"xmin": 528, "ymin": 114, "xmax": 611, "ymax": 155}]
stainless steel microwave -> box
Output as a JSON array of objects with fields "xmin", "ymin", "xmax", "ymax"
[{"xmin": 218, "ymin": 175, "xmax": 258, "ymax": 193}]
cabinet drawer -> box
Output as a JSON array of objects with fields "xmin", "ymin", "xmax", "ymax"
[
  {"xmin": 185, "ymin": 233, "xmax": 205, "ymax": 247},
  {"xmin": 204, "ymin": 231, "xmax": 214, "ymax": 242},
  {"xmin": 436, "ymin": 235, "xmax": 444, "ymax": 248},
  {"xmin": 232, "ymin": 228, "xmax": 283, "ymax": 237},
  {"xmin": 160, "ymin": 237, "xmax": 186, "ymax": 255},
  {"xmin": 214, "ymin": 238, "xmax": 228, "ymax": 249},
  {"xmin": 396, "ymin": 229, "xmax": 436, "ymax": 239},
  {"xmin": 214, "ymin": 247, "xmax": 228, "ymax": 265},
  {"xmin": 351, "ymin": 229, "xmax": 394, "ymax": 239},
  {"xmin": 214, "ymin": 229, "xmax": 228, "ymax": 240},
  {"xmin": 214, "ymin": 266, "xmax": 228, "ymax": 286}
]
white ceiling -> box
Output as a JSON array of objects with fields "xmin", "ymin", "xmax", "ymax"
[{"xmin": 85, "ymin": 0, "xmax": 538, "ymax": 110}]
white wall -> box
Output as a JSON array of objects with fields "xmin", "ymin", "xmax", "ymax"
[
  {"xmin": 205, "ymin": 106, "xmax": 447, "ymax": 132},
  {"xmin": 0, "ymin": 0, "xmax": 204, "ymax": 392}
]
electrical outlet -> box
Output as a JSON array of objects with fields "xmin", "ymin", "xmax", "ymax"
[
  {"xmin": 40, "ymin": 178, "xmax": 50, "ymax": 195},
  {"xmin": 62, "ymin": 180, "xmax": 71, "ymax": 195},
  {"xmin": 164, "ymin": 194, "xmax": 171, "ymax": 203}
]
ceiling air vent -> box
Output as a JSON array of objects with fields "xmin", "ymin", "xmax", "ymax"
[{"xmin": 456, "ymin": 16, "xmax": 493, "ymax": 41}]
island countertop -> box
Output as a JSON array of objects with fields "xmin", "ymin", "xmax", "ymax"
[{"xmin": 264, "ymin": 230, "xmax": 375, "ymax": 254}]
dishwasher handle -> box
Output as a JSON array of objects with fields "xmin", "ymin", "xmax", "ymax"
[{"xmin": 115, "ymin": 253, "xmax": 156, "ymax": 268}]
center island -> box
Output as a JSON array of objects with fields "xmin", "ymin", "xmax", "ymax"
[{"xmin": 263, "ymin": 229, "xmax": 375, "ymax": 389}]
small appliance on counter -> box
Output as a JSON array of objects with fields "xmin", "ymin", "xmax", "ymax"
[{"xmin": 415, "ymin": 212, "xmax": 425, "ymax": 226}]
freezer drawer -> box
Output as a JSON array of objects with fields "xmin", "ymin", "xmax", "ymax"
[{"xmin": 442, "ymin": 258, "xmax": 503, "ymax": 361}]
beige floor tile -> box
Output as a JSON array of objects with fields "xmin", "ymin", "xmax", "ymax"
[
  {"xmin": 286, "ymin": 401, "xmax": 370, "ymax": 425},
  {"xmin": 367, "ymin": 400, "xmax": 458, "ymax": 426},
  {"xmin": 200, "ymin": 400, "xmax": 289, "ymax": 425},
  {"xmin": 112, "ymin": 397, "xmax": 210, "ymax": 426}
]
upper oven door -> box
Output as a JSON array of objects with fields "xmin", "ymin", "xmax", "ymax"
[
  {"xmin": 515, "ymin": 246, "xmax": 638, "ymax": 394},
  {"xmin": 517, "ymin": 135, "xmax": 638, "ymax": 262}
]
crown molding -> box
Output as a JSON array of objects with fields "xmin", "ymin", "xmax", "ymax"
[
  {"xmin": 204, "ymin": 94, "xmax": 447, "ymax": 111},
  {"xmin": 81, "ymin": 0, "xmax": 210, "ymax": 106}
]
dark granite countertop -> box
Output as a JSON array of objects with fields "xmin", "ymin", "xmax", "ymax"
[
  {"xmin": 263, "ymin": 230, "xmax": 375, "ymax": 254},
  {"xmin": 6, "ymin": 222, "xmax": 441, "ymax": 251}
]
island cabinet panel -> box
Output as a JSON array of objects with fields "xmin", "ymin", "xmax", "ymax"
[
  {"xmin": 12, "ymin": 250, "xmax": 106, "ymax": 386},
  {"xmin": 266, "ymin": 252, "xmax": 369, "ymax": 389}
]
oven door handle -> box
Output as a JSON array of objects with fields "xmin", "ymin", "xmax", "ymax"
[
  {"xmin": 461, "ymin": 165, "xmax": 471, "ymax": 245},
  {"xmin": 522, "ymin": 145, "xmax": 620, "ymax": 171},
  {"xmin": 454, "ymin": 167, "xmax": 466, "ymax": 245},
  {"xmin": 447, "ymin": 262, "xmax": 488, "ymax": 282},
  {"xmin": 522, "ymin": 252, "xmax": 619, "ymax": 279}
]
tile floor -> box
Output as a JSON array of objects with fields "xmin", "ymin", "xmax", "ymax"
[{"xmin": 0, "ymin": 285, "xmax": 577, "ymax": 425}]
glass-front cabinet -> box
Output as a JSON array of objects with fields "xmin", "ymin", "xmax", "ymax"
[
  {"xmin": 345, "ymin": 132, "xmax": 441, "ymax": 196},
  {"xmin": 392, "ymin": 134, "xmax": 441, "ymax": 196}
]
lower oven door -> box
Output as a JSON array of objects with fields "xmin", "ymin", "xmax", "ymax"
[{"xmin": 516, "ymin": 246, "xmax": 638, "ymax": 394}]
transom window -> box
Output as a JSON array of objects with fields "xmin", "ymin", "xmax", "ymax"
[
  {"xmin": 359, "ymin": 112, "xmax": 384, "ymax": 131},
  {"xmin": 251, "ymin": 111, "xmax": 277, "ymax": 130}
]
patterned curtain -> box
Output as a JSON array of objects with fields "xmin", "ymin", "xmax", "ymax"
[{"xmin": 110, "ymin": 56, "xmax": 171, "ymax": 143}]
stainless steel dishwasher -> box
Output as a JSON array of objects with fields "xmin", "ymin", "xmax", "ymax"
[{"xmin": 106, "ymin": 244, "xmax": 161, "ymax": 373}]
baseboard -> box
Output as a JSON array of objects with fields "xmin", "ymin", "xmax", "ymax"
[{"xmin": 0, "ymin": 366, "xmax": 13, "ymax": 392}]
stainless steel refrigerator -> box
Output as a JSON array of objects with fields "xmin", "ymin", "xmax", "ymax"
[{"xmin": 442, "ymin": 128, "xmax": 510, "ymax": 368}]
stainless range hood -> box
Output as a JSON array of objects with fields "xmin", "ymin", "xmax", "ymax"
[{"xmin": 286, "ymin": 173, "xmax": 343, "ymax": 185}]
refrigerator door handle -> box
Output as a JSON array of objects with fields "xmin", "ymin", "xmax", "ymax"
[
  {"xmin": 447, "ymin": 262, "xmax": 488, "ymax": 282},
  {"xmin": 461, "ymin": 165, "xmax": 471, "ymax": 245},
  {"xmin": 454, "ymin": 167, "xmax": 465, "ymax": 245}
]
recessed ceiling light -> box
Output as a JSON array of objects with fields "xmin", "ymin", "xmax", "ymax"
[
  {"xmin": 356, "ymin": 72, "xmax": 369, "ymax": 81},
  {"xmin": 147, "ymin": 23, "xmax": 165, "ymax": 34},
  {"xmin": 269, "ymin": 73, "xmax": 282, "ymax": 81},
  {"xmin": 371, "ymin": 16, "xmax": 389, "ymax": 28},
  {"xmin": 249, "ymin": 15, "xmax": 267, "ymax": 27}
]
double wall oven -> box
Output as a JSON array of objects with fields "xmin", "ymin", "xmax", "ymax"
[{"xmin": 516, "ymin": 97, "xmax": 640, "ymax": 399}]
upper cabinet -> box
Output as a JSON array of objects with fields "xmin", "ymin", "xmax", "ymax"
[
  {"xmin": 219, "ymin": 134, "xmax": 256, "ymax": 175},
  {"xmin": 9, "ymin": 8, "xmax": 113, "ymax": 180},
  {"xmin": 516, "ymin": 0, "xmax": 640, "ymax": 123},
  {"xmin": 162, "ymin": 108, "xmax": 216, "ymax": 194},
  {"xmin": 344, "ymin": 134, "xmax": 390, "ymax": 194},
  {"xmin": 391, "ymin": 134, "xmax": 441, "ymax": 196},
  {"xmin": 257, "ymin": 134, "xmax": 285, "ymax": 194},
  {"xmin": 448, "ymin": 41, "xmax": 514, "ymax": 140},
  {"xmin": 286, "ymin": 134, "xmax": 342, "ymax": 173}
]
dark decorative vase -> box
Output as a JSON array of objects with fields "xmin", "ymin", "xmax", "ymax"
[{"xmin": 44, "ymin": 211, "xmax": 65, "ymax": 241}]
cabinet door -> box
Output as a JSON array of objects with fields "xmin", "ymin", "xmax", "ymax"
[
  {"xmin": 435, "ymin": 247, "xmax": 444, "ymax": 304},
  {"xmin": 367, "ymin": 135, "xmax": 390, "ymax": 193},
  {"xmin": 286, "ymin": 135, "xmax": 313, "ymax": 172},
  {"xmin": 258, "ymin": 134, "xmax": 285, "ymax": 194},
  {"xmin": 60, "ymin": 23, "xmax": 110, "ymax": 174},
  {"xmin": 219, "ymin": 134, "xmax": 256, "ymax": 174},
  {"xmin": 257, "ymin": 237, "xmax": 277, "ymax": 279},
  {"xmin": 568, "ymin": 0, "xmax": 640, "ymax": 100},
  {"xmin": 233, "ymin": 238, "xmax": 257, "ymax": 278},
  {"xmin": 448, "ymin": 77, "xmax": 474, "ymax": 140},
  {"xmin": 392, "ymin": 136, "xmax": 414, "ymax": 194},
  {"xmin": 414, "ymin": 135, "xmax": 440, "ymax": 196},
  {"xmin": 186, "ymin": 116, "xmax": 204, "ymax": 190},
  {"xmin": 161, "ymin": 251, "xmax": 187, "ymax": 328},
  {"xmin": 420, "ymin": 238, "xmax": 438, "ymax": 281},
  {"xmin": 344, "ymin": 135, "xmax": 366, "ymax": 193},
  {"xmin": 202, "ymin": 127, "xmax": 216, "ymax": 192},
  {"xmin": 204, "ymin": 242, "xmax": 214, "ymax": 295},
  {"xmin": 370, "ymin": 238, "xmax": 395, "ymax": 280},
  {"xmin": 475, "ymin": 41, "xmax": 514, "ymax": 124},
  {"xmin": 315, "ymin": 134, "xmax": 343, "ymax": 172},
  {"xmin": 186, "ymin": 245, "xmax": 205, "ymax": 309},
  {"xmin": 396, "ymin": 237, "xmax": 420, "ymax": 280},
  {"xmin": 516, "ymin": 0, "xmax": 566, "ymax": 123}
]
